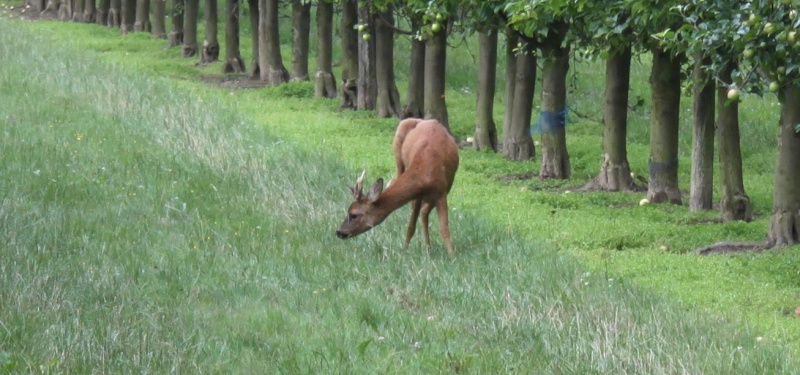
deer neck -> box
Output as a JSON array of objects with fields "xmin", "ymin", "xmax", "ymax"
[{"xmin": 371, "ymin": 176, "xmax": 421, "ymax": 222}]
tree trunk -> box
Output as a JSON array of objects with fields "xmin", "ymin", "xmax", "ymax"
[
  {"xmin": 356, "ymin": 4, "xmax": 376, "ymax": 110},
  {"xmin": 504, "ymin": 39, "xmax": 536, "ymax": 161},
  {"xmin": 107, "ymin": 0, "xmax": 119, "ymax": 27},
  {"xmin": 767, "ymin": 86, "xmax": 800, "ymax": 247},
  {"xmin": 690, "ymin": 55, "xmax": 716, "ymax": 210},
  {"xmin": 182, "ymin": 0, "xmax": 199, "ymax": 57},
  {"xmin": 596, "ymin": 45, "xmax": 634, "ymax": 190},
  {"xmin": 133, "ymin": 0, "xmax": 149, "ymax": 32},
  {"xmin": 474, "ymin": 30, "xmax": 498, "ymax": 152},
  {"xmin": 27, "ymin": 0, "xmax": 46, "ymax": 11},
  {"xmin": 247, "ymin": 0, "xmax": 259, "ymax": 77},
  {"xmin": 375, "ymin": 4, "xmax": 401, "ymax": 118},
  {"xmin": 58, "ymin": 0, "xmax": 72, "ymax": 20},
  {"xmin": 503, "ymin": 29, "xmax": 519, "ymax": 149},
  {"xmin": 96, "ymin": 0, "xmax": 109, "ymax": 26},
  {"xmin": 200, "ymin": 0, "xmax": 219, "ymax": 63},
  {"xmin": 72, "ymin": 0, "xmax": 84, "ymax": 22},
  {"xmin": 538, "ymin": 22, "xmax": 571, "ymax": 179},
  {"xmin": 647, "ymin": 47, "xmax": 683, "ymax": 204},
  {"xmin": 339, "ymin": 0, "xmax": 359, "ymax": 109},
  {"xmin": 401, "ymin": 16, "xmax": 425, "ymax": 118},
  {"xmin": 151, "ymin": 0, "xmax": 165, "ymax": 38},
  {"xmin": 314, "ymin": 0, "xmax": 336, "ymax": 98},
  {"xmin": 424, "ymin": 22, "xmax": 449, "ymax": 129},
  {"xmin": 717, "ymin": 63, "xmax": 752, "ymax": 222},
  {"xmin": 290, "ymin": 0, "xmax": 311, "ymax": 81},
  {"xmin": 120, "ymin": 0, "xmax": 135, "ymax": 33},
  {"xmin": 83, "ymin": 0, "xmax": 95, "ymax": 23},
  {"xmin": 259, "ymin": 0, "xmax": 289, "ymax": 84},
  {"xmin": 221, "ymin": 0, "xmax": 245, "ymax": 73},
  {"xmin": 167, "ymin": 0, "xmax": 184, "ymax": 46}
]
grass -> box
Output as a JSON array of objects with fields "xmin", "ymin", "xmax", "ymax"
[{"xmin": 0, "ymin": 6, "xmax": 799, "ymax": 374}]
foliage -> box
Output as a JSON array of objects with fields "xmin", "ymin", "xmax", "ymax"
[{"xmin": 659, "ymin": 0, "xmax": 800, "ymax": 96}]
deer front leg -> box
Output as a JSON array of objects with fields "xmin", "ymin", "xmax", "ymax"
[
  {"xmin": 435, "ymin": 199, "xmax": 454, "ymax": 255},
  {"xmin": 405, "ymin": 199, "xmax": 422, "ymax": 248}
]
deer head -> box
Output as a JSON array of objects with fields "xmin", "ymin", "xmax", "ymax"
[{"xmin": 336, "ymin": 171, "xmax": 386, "ymax": 239}]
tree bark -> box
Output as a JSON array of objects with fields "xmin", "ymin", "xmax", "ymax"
[
  {"xmin": 503, "ymin": 29, "xmax": 519, "ymax": 149},
  {"xmin": 290, "ymin": 0, "xmax": 311, "ymax": 81},
  {"xmin": 474, "ymin": 30, "xmax": 498, "ymax": 152},
  {"xmin": 596, "ymin": 45, "xmax": 634, "ymax": 190},
  {"xmin": 339, "ymin": 0, "xmax": 359, "ymax": 109},
  {"xmin": 182, "ymin": 0, "xmax": 199, "ymax": 57},
  {"xmin": 120, "ymin": 0, "xmax": 135, "ymax": 33},
  {"xmin": 83, "ymin": 0, "xmax": 95, "ymax": 23},
  {"xmin": 96, "ymin": 0, "xmax": 109, "ymax": 26},
  {"xmin": 27, "ymin": 0, "xmax": 45, "ymax": 11},
  {"xmin": 167, "ymin": 0, "xmax": 184, "ymax": 46},
  {"xmin": 690, "ymin": 55, "xmax": 715, "ymax": 210},
  {"xmin": 107, "ymin": 0, "xmax": 119, "ymax": 27},
  {"xmin": 538, "ymin": 22, "xmax": 571, "ymax": 179},
  {"xmin": 375, "ymin": 4, "xmax": 401, "ymax": 118},
  {"xmin": 401, "ymin": 16, "xmax": 425, "ymax": 118},
  {"xmin": 247, "ymin": 0, "xmax": 259, "ymax": 77},
  {"xmin": 717, "ymin": 62, "xmax": 752, "ymax": 222},
  {"xmin": 151, "ymin": 0, "xmax": 165, "ymax": 38},
  {"xmin": 314, "ymin": 0, "xmax": 336, "ymax": 98},
  {"xmin": 72, "ymin": 0, "xmax": 84, "ymax": 22},
  {"xmin": 200, "ymin": 0, "xmax": 219, "ymax": 63},
  {"xmin": 133, "ymin": 0, "xmax": 149, "ymax": 32},
  {"xmin": 503, "ymin": 38, "xmax": 536, "ymax": 161},
  {"xmin": 647, "ymin": 47, "xmax": 683, "ymax": 204},
  {"xmin": 356, "ymin": 4, "xmax": 376, "ymax": 110},
  {"xmin": 221, "ymin": 0, "xmax": 245, "ymax": 73},
  {"xmin": 767, "ymin": 86, "xmax": 800, "ymax": 247},
  {"xmin": 258, "ymin": 0, "xmax": 289, "ymax": 84},
  {"xmin": 423, "ymin": 22, "xmax": 449, "ymax": 129},
  {"xmin": 58, "ymin": 0, "xmax": 72, "ymax": 21}
]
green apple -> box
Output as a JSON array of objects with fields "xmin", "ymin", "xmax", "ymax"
[
  {"xmin": 743, "ymin": 48, "xmax": 755, "ymax": 58},
  {"xmin": 435, "ymin": 13, "xmax": 444, "ymax": 21},
  {"xmin": 362, "ymin": 33, "xmax": 371, "ymax": 41},
  {"xmin": 769, "ymin": 81, "xmax": 781, "ymax": 93},
  {"xmin": 764, "ymin": 22, "xmax": 777, "ymax": 35},
  {"xmin": 431, "ymin": 22, "xmax": 442, "ymax": 32},
  {"xmin": 727, "ymin": 88, "xmax": 740, "ymax": 101}
]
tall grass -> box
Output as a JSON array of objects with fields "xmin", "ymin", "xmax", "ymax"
[{"xmin": 0, "ymin": 15, "xmax": 798, "ymax": 374}]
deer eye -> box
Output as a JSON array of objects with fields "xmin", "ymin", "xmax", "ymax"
[{"xmin": 348, "ymin": 213, "xmax": 359, "ymax": 221}]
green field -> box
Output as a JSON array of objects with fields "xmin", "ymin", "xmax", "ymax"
[{"xmin": 0, "ymin": 7, "xmax": 798, "ymax": 374}]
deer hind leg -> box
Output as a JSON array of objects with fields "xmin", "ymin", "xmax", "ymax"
[
  {"xmin": 405, "ymin": 199, "xmax": 422, "ymax": 248},
  {"xmin": 435, "ymin": 199, "xmax": 454, "ymax": 255},
  {"xmin": 420, "ymin": 201, "xmax": 434, "ymax": 249}
]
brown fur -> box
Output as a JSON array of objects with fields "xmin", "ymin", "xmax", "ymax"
[{"xmin": 336, "ymin": 119, "xmax": 460, "ymax": 255}]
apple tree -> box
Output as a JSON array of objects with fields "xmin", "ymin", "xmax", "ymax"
[
  {"xmin": 506, "ymin": 0, "xmax": 583, "ymax": 177},
  {"xmin": 673, "ymin": 0, "xmax": 800, "ymax": 249}
]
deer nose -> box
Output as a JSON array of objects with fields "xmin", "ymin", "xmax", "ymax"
[{"xmin": 336, "ymin": 230, "xmax": 348, "ymax": 239}]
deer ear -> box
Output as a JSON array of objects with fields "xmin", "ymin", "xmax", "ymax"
[{"xmin": 367, "ymin": 178, "xmax": 384, "ymax": 201}]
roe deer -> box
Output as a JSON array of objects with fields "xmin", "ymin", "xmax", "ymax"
[{"xmin": 335, "ymin": 118, "xmax": 460, "ymax": 255}]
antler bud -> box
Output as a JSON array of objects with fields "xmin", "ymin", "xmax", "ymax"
[{"xmin": 352, "ymin": 170, "xmax": 366, "ymax": 198}]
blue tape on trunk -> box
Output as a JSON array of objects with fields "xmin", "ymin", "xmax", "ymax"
[{"xmin": 533, "ymin": 107, "xmax": 569, "ymax": 134}]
